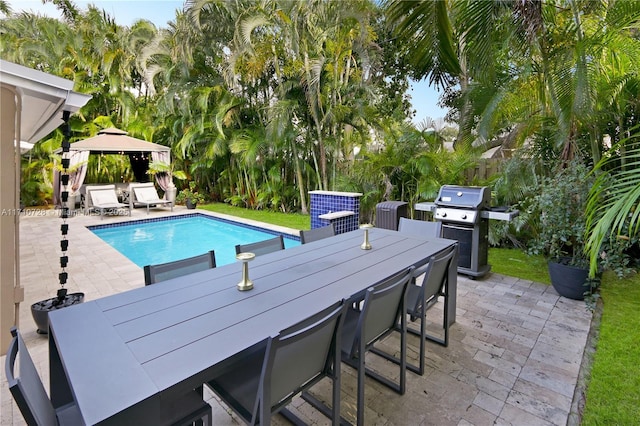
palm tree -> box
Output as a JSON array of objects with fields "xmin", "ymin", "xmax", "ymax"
[
  {"xmin": 181, "ymin": 0, "xmax": 384, "ymax": 204},
  {"xmin": 384, "ymin": 0, "xmax": 467, "ymax": 148},
  {"xmin": 388, "ymin": 1, "xmax": 640, "ymax": 163}
]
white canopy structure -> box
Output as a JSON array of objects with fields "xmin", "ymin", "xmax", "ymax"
[
  {"xmin": 57, "ymin": 127, "xmax": 170, "ymax": 154},
  {"xmin": 52, "ymin": 128, "xmax": 172, "ymax": 206}
]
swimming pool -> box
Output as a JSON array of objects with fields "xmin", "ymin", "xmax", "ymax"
[{"xmin": 88, "ymin": 213, "xmax": 300, "ymax": 268}]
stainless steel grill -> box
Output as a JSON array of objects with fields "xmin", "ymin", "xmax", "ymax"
[{"xmin": 416, "ymin": 185, "xmax": 518, "ymax": 278}]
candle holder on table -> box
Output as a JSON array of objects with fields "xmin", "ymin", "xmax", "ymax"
[
  {"xmin": 236, "ymin": 252, "xmax": 255, "ymax": 291},
  {"xmin": 360, "ymin": 224, "xmax": 373, "ymax": 250}
]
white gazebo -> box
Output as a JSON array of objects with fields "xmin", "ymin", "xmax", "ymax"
[
  {"xmin": 0, "ymin": 60, "xmax": 91, "ymax": 354},
  {"xmin": 52, "ymin": 127, "xmax": 171, "ymax": 206}
]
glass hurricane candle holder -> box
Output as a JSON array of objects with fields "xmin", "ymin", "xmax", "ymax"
[{"xmin": 236, "ymin": 252, "xmax": 255, "ymax": 291}]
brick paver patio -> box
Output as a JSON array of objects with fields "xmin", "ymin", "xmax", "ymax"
[{"xmin": 1, "ymin": 207, "xmax": 593, "ymax": 425}]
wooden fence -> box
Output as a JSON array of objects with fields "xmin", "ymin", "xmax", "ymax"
[{"xmin": 463, "ymin": 158, "xmax": 504, "ymax": 183}]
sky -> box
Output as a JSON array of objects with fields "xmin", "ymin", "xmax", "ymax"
[
  {"xmin": 8, "ymin": 0, "xmax": 183, "ymax": 27},
  {"xmin": 7, "ymin": 0, "xmax": 448, "ymax": 122}
]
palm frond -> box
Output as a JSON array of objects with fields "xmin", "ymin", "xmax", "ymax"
[
  {"xmin": 384, "ymin": 0, "xmax": 460, "ymax": 87},
  {"xmin": 586, "ymin": 129, "xmax": 640, "ymax": 276}
]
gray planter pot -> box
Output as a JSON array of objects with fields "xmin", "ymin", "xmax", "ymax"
[
  {"xmin": 548, "ymin": 259, "xmax": 590, "ymax": 300},
  {"xmin": 165, "ymin": 185, "xmax": 177, "ymax": 204}
]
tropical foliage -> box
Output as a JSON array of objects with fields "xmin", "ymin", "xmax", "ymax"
[
  {"xmin": 530, "ymin": 161, "xmax": 594, "ymax": 267},
  {"xmin": 176, "ymin": 181, "xmax": 206, "ymax": 205},
  {"xmin": 2, "ymin": 0, "xmax": 462, "ymax": 215},
  {"xmin": 387, "ymin": 0, "xmax": 640, "ymax": 273},
  {"xmin": 586, "ymin": 132, "xmax": 640, "ymax": 277}
]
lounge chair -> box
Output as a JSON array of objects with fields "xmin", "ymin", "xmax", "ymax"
[
  {"xmin": 129, "ymin": 182, "xmax": 173, "ymax": 214},
  {"xmin": 86, "ymin": 184, "xmax": 130, "ymax": 219}
]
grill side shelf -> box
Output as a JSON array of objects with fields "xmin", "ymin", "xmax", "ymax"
[{"xmin": 480, "ymin": 210, "xmax": 519, "ymax": 221}]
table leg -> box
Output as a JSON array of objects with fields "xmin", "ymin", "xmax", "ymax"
[
  {"xmin": 49, "ymin": 329, "xmax": 74, "ymax": 409},
  {"xmin": 447, "ymin": 244, "xmax": 458, "ymax": 326}
]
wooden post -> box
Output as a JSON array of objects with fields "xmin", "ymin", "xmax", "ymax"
[{"xmin": 0, "ymin": 85, "xmax": 23, "ymax": 354}]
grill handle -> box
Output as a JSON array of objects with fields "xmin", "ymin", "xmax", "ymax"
[
  {"xmin": 441, "ymin": 223, "xmax": 474, "ymax": 231},
  {"xmin": 435, "ymin": 202, "xmax": 479, "ymax": 209}
]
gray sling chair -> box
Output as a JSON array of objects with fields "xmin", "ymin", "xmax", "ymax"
[
  {"xmin": 372, "ymin": 244, "xmax": 457, "ymax": 376},
  {"xmin": 397, "ymin": 217, "xmax": 442, "ymax": 238},
  {"xmin": 5, "ymin": 327, "xmax": 82, "ymax": 426},
  {"xmin": 235, "ymin": 235, "xmax": 285, "ymax": 256},
  {"xmin": 299, "ymin": 223, "xmax": 336, "ymax": 244},
  {"xmin": 205, "ymin": 300, "xmax": 348, "ymax": 425},
  {"xmin": 5, "ymin": 327, "xmax": 212, "ymax": 426},
  {"xmin": 144, "ymin": 250, "xmax": 217, "ymax": 285},
  {"xmin": 340, "ymin": 267, "xmax": 413, "ymax": 426}
]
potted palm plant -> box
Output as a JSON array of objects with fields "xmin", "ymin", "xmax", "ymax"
[
  {"xmin": 176, "ymin": 181, "xmax": 205, "ymax": 209},
  {"xmin": 532, "ymin": 161, "xmax": 596, "ymax": 300}
]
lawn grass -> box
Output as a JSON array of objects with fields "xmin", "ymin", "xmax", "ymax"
[
  {"xmin": 581, "ymin": 271, "xmax": 640, "ymax": 425},
  {"xmin": 199, "ymin": 202, "xmax": 311, "ymax": 230},
  {"xmin": 488, "ymin": 248, "xmax": 550, "ymax": 284},
  {"xmin": 198, "ymin": 204, "xmax": 638, "ymax": 423}
]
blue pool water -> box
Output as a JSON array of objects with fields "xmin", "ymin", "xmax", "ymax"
[{"xmin": 89, "ymin": 213, "xmax": 300, "ymax": 268}]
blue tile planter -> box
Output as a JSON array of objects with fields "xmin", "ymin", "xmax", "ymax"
[{"xmin": 310, "ymin": 191, "xmax": 362, "ymax": 234}]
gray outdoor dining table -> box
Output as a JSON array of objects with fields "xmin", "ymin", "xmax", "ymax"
[{"xmin": 47, "ymin": 227, "xmax": 458, "ymax": 425}]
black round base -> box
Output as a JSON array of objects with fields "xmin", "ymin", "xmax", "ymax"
[{"xmin": 31, "ymin": 292, "xmax": 85, "ymax": 335}]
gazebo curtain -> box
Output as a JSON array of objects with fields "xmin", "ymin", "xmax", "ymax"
[
  {"xmin": 53, "ymin": 150, "xmax": 171, "ymax": 206},
  {"xmin": 151, "ymin": 151, "xmax": 171, "ymax": 191},
  {"xmin": 70, "ymin": 150, "xmax": 89, "ymax": 193},
  {"xmin": 53, "ymin": 150, "xmax": 89, "ymax": 206}
]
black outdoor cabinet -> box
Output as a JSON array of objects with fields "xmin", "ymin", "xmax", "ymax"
[{"xmin": 375, "ymin": 201, "xmax": 408, "ymax": 231}]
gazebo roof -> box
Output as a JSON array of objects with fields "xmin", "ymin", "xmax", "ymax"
[{"xmin": 57, "ymin": 127, "xmax": 170, "ymax": 153}]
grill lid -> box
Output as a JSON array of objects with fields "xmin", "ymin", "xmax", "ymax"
[{"xmin": 434, "ymin": 185, "xmax": 491, "ymax": 210}]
